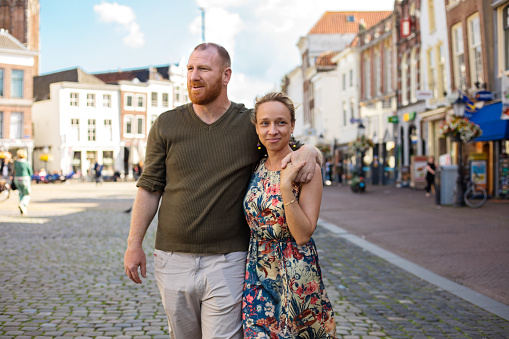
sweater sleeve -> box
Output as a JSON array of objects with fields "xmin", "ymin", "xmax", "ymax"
[{"xmin": 137, "ymin": 115, "xmax": 167, "ymax": 192}]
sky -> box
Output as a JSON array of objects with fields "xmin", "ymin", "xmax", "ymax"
[{"xmin": 40, "ymin": 0, "xmax": 395, "ymax": 106}]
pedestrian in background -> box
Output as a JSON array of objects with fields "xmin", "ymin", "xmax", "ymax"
[
  {"xmin": 94, "ymin": 161, "xmax": 103, "ymax": 185},
  {"xmin": 13, "ymin": 149, "xmax": 33, "ymax": 215},
  {"xmin": 425, "ymin": 156, "xmax": 436, "ymax": 198}
]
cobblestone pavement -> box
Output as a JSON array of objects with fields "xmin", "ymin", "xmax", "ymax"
[{"xmin": 0, "ymin": 182, "xmax": 508, "ymax": 338}]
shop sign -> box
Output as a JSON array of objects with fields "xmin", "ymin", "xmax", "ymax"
[
  {"xmin": 473, "ymin": 90, "xmax": 494, "ymax": 102},
  {"xmin": 388, "ymin": 116, "xmax": 399, "ymax": 123},
  {"xmin": 403, "ymin": 112, "xmax": 416, "ymax": 122},
  {"xmin": 71, "ymin": 159, "xmax": 81, "ymax": 165}
]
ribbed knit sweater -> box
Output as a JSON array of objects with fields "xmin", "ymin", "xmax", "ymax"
[{"xmin": 137, "ymin": 102, "xmax": 262, "ymax": 254}]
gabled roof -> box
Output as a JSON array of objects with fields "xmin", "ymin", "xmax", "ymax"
[
  {"xmin": 308, "ymin": 11, "xmax": 392, "ymax": 35},
  {"xmin": 315, "ymin": 51, "xmax": 341, "ymax": 67},
  {"xmin": 0, "ymin": 28, "xmax": 28, "ymax": 51},
  {"xmin": 33, "ymin": 68, "xmax": 105, "ymax": 101},
  {"xmin": 93, "ymin": 65, "xmax": 170, "ymax": 84}
]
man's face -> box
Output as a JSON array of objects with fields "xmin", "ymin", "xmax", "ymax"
[{"xmin": 187, "ymin": 48, "xmax": 227, "ymax": 105}]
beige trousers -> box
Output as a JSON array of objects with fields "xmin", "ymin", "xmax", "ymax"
[{"xmin": 154, "ymin": 250, "xmax": 247, "ymax": 339}]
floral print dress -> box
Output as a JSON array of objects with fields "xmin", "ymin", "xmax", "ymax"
[{"xmin": 242, "ymin": 159, "xmax": 336, "ymax": 338}]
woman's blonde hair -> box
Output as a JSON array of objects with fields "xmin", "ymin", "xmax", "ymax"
[
  {"xmin": 252, "ymin": 92, "xmax": 296, "ymax": 125},
  {"xmin": 16, "ymin": 149, "xmax": 27, "ymax": 159}
]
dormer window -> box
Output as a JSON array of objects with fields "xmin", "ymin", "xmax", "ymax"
[{"xmin": 347, "ymin": 15, "xmax": 355, "ymax": 22}]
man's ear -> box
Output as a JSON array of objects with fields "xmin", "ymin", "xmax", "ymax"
[{"xmin": 224, "ymin": 68, "xmax": 232, "ymax": 86}]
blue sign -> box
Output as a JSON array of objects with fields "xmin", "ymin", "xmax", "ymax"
[{"xmin": 474, "ymin": 90, "xmax": 494, "ymax": 102}]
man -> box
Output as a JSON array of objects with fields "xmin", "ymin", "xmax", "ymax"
[{"xmin": 124, "ymin": 43, "xmax": 321, "ymax": 339}]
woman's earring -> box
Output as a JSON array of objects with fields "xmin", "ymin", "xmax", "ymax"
[
  {"xmin": 257, "ymin": 141, "xmax": 261, "ymax": 150},
  {"xmin": 290, "ymin": 134, "xmax": 296, "ymax": 148}
]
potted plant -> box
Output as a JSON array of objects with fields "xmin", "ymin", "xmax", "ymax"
[
  {"xmin": 348, "ymin": 135, "xmax": 374, "ymax": 152},
  {"xmin": 439, "ymin": 116, "xmax": 482, "ymax": 142}
]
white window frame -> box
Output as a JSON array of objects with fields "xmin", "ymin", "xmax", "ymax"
[
  {"xmin": 437, "ymin": 43, "xmax": 447, "ymax": 99},
  {"xmin": 86, "ymin": 93, "xmax": 95, "ymax": 107},
  {"xmin": 384, "ymin": 45, "xmax": 392, "ymax": 93},
  {"xmin": 427, "ymin": 48, "xmax": 437, "ymax": 98},
  {"xmin": 125, "ymin": 93, "xmax": 134, "ymax": 110},
  {"xmin": 135, "ymin": 94, "xmax": 145, "ymax": 111},
  {"xmin": 104, "ymin": 119, "xmax": 112, "ymax": 141},
  {"xmin": 124, "ymin": 115, "xmax": 133, "ymax": 136},
  {"xmin": 136, "ymin": 116, "xmax": 145, "ymax": 136},
  {"xmin": 364, "ymin": 55, "xmax": 371, "ymax": 99},
  {"xmin": 452, "ymin": 23, "xmax": 466, "ymax": 90},
  {"xmin": 410, "ymin": 48, "xmax": 418, "ymax": 103},
  {"xmin": 401, "ymin": 52, "xmax": 409, "ymax": 105},
  {"xmin": 87, "ymin": 119, "xmax": 96, "ymax": 141},
  {"xmin": 103, "ymin": 94, "xmax": 111, "ymax": 108},
  {"xmin": 467, "ymin": 13, "xmax": 483, "ymax": 87},
  {"xmin": 151, "ymin": 92, "xmax": 158, "ymax": 107},
  {"xmin": 70, "ymin": 93, "xmax": 79, "ymax": 107},
  {"xmin": 71, "ymin": 118, "xmax": 80, "ymax": 141},
  {"xmin": 374, "ymin": 50, "xmax": 381, "ymax": 97},
  {"xmin": 10, "ymin": 112, "xmax": 23, "ymax": 139},
  {"xmin": 162, "ymin": 93, "xmax": 169, "ymax": 107},
  {"xmin": 428, "ymin": 0, "xmax": 436, "ymax": 32}
]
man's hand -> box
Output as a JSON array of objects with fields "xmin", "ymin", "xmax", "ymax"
[
  {"xmin": 281, "ymin": 145, "xmax": 322, "ymax": 183},
  {"xmin": 280, "ymin": 161, "xmax": 307, "ymax": 188},
  {"xmin": 124, "ymin": 245, "xmax": 147, "ymax": 284}
]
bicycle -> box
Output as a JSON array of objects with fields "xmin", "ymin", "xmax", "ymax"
[
  {"xmin": 464, "ymin": 172, "xmax": 487, "ymax": 208},
  {"xmin": 0, "ymin": 179, "xmax": 11, "ymax": 202}
]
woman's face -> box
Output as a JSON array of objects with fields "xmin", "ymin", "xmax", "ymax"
[{"xmin": 255, "ymin": 101, "xmax": 294, "ymax": 153}]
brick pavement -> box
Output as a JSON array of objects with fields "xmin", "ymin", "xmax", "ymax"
[{"xmin": 0, "ymin": 182, "xmax": 508, "ymax": 338}]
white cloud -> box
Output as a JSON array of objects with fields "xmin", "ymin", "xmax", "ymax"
[
  {"xmin": 189, "ymin": 5, "xmax": 245, "ymax": 59},
  {"xmin": 94, "ymin": 2, "xmax": 145, "ymax": 48},
  {"xmin": 228, "ymin": 72, "xmax": 277, "ymax": 107}
]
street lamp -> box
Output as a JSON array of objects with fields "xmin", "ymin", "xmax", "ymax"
[{"xmin": 453, "ymin": 97, "xmax": 466, "ymax": 207}]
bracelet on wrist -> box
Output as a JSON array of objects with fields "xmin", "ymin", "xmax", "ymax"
[{"xmin": 284, "ymin": 199, "xmax": 296, "ymax": 206}]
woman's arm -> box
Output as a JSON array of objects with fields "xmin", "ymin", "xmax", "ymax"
[{"xmin": 280, "ymin": 163, "xmax": 322, "ymax": 245}]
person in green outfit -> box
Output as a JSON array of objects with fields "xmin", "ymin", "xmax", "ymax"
[{"xmin": 13, "ymin": 149, "xmax": 33, "ymax": 215}]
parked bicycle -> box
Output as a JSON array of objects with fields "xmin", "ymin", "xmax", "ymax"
[
  {"xmin": 0, "ymin": 179, "xmax": 11, "ymax": 202},
  {"xmin": 464, "ymin": 172, "xmax": 487, "ymax": 208}
]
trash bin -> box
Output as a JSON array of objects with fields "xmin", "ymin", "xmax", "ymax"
[{"xmin": 440, "ymin": 165, "xmax": 458, "ymax": 205}]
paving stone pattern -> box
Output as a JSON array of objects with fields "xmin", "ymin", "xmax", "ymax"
[{"xmin": 0, "ymin": 184, "xmax": 508, "ymax": 338}]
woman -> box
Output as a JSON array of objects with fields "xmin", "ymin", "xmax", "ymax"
[
  {"xmin": 13, "ymin": 149, "xmax": 33, "ymax": 215},
  {"xmin": 242, "ymin": 92, "xmax": 336, "ymax": 338}
]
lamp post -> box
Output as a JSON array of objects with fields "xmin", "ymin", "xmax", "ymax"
[
  {"xmin": 357, "ymin": 122, "xmax": 366, "ymax": 177},
  {"xmin": 452, "ymin": 97, "xmax": 466, "ymax": 207}
]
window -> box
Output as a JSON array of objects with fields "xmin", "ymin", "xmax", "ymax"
[
  {"xmin": 10, "ymin": 112, "xmax": 23, "ymax": 139},
  {"xmin": 87, "ymin": 119, "xmax": 96, "ymax": 141},
  {"xmin": 151, "ymin": 92, "xmax": 158, "ymax": 106},
  {"xmin": 452, "ymin": 23, "xmax": 466, "ymax": 90},
  {"xmin": 468, "ymin": 14, "xmax": 483, "ymax": 86},
  {"xmin": 137, "ymin": 95, "xmax": 145, "ymax": 109},
  {"xmin": 504, "ymin": 5, "xmax": 509, "ymax": 71},
  {"xmin": 175, "ymin": 86, "xmax": 180, "ymax": 102},
  {"xmin": 437, "ymin": 44, "xmax": 447, "ymax": 98},
  {"xmin": 401, "ymin": 52, "xmax": 409, "ymax": 104},
  {"xmin": 11, "ymin": 70, "xmax": 24, "ymax": 98},
  {"xmin": 374, "ymin": 50, "xmax": 381, "ymax": 96},
  {"xmin": 342, "ymin": 101, "xmax": 347, "ymax": 126},
  {"xmin": 87, "ymin": 93, "xmax": 95, "ymax": 107},
  {"xmin": 350, "ymin": 99, "xmax": 355, "ymax": 123},
  {"xmin": 125, "ymin": 94, "xmax": 133, "ymax": 108},
  {"xmin": 364, "ymin": 55, "xmax": 371, "ymax": 99},
  {"xmin": 103, "ymin": 94, "xmax": 111, "ymax": 108},
  {"xmin": 125, "ymin": 115, "xmax": 133, "ymax": 135},
  {"xmin": 428, "ymin": 0, "xmax": 436, "ymax": 32},
  {"xmin": 384, "ymin": 46, "xmax": 392, "ymax": 93},
  {"xmin": 0, "ymin": 112, "xmax": 3, "ymax": 138},
  {"xmin": 137, "ymin": 116, "xmax": 145, "ymax": 135},
  {"xmin": 104, "ymin": 119, "xmax": 112, "ymax": 141},
  {"xmin": 410, "ymin": 48, "xmax": 418, "ymax": 102},
  {"xmin": 0, "ymin": 68, "xmax": 4, "ymax": 96},
  {"xmin": 162, "ymin": 93, "xmax": 169, "ymax": 107},
  {"xmin": 349, "ymin": 69, "xmax": 353, "ymax": 87},
  {"xmin": 71, "ymin": 118, "xmax": 80, "ymax": 141},
  {"xmin": 70, "ymin": 93, "xmax": 79, "ymax": 106},
  {"xmin": 342, "ymin": 73, "xmax": 346, "ymax": 91},
  {"xmin": 427, "ymin": 48, "xmax": 437, "ymax": 98}
]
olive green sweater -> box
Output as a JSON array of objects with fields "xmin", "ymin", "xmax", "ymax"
[{"xmin": 137, "ymin": 102, "xmax": 262, "ymax": 254}]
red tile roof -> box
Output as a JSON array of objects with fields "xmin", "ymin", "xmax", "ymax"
[
  {"xmin": 308, "ymin": 11, "xmax": 392, "ymax": 34},
  {"xmin": 315, "ymin": 51, "xmax": 341, "ymax": 66}
]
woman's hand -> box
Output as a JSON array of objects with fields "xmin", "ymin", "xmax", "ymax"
[
  {"xmin": 280, "ymin": 161, "xmax": 306, "ymax": 189},
  {"xmin": 281, "ymin": 145, "xmax": 322, "ymax": 183}
]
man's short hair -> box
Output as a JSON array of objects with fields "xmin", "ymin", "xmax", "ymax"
[{"xmin": 194, "ymin": 43, "xmax": 231, "ymax": 68}]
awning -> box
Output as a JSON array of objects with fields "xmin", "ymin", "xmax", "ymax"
[{"xmin": 469, "ymin": 102, "xmax": 509, "ymax": 141}]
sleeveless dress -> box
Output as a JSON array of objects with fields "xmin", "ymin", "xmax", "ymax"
[{"xmin": 242, "ymin": 159, "xmax": 336, "ymax": 338}]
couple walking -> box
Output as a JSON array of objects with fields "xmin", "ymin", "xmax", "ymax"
[{"xmin": 124, "ymin": 43, "xmax": 336, "ymax": 338}]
